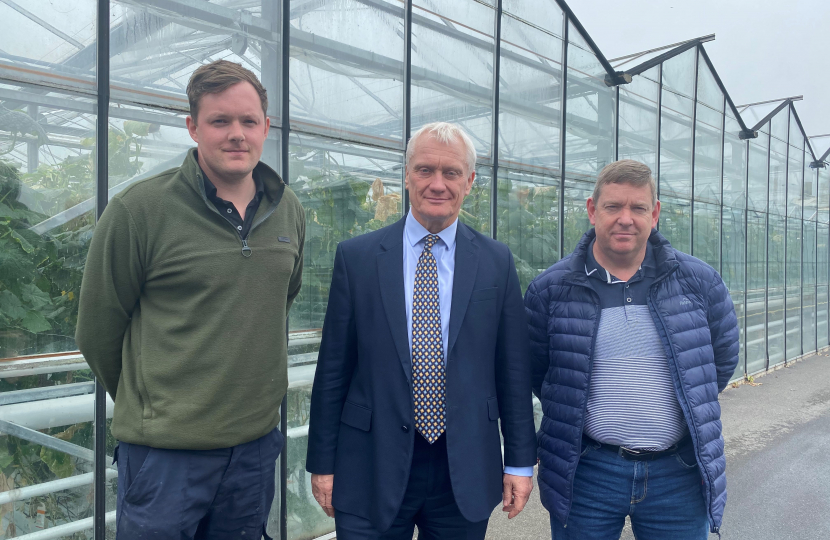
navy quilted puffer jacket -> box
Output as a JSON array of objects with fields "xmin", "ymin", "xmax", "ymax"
[{"xmin": 524, "ymin": 229, "xmax": 739, "ymax": 535}]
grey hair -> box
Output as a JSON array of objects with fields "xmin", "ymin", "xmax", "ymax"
[
  {"xmin": 406, "ymin": 122, "xmax": 477, "ymax": 173},
  {"xmin": 592, "ymin": 160, "xmax": 657, "ymax": 205}
]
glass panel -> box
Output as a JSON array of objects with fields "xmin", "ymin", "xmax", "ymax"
[
  {"xmin": 567, "ymin": 21, "xmax": 594, "ymax": 57},
  {"xmin": 659, "ymin": 89, "xmax": 694, "ymax": 199},
  {"xmin": 770, "ymin": 105, "xmax": 789, "ymax": 143},
  {"xmin": 0, "ymin": 0, "xmax": 96, "ymax": 88},
  {"xmin": 563, "ymin": 179, "xmax": 593, "ymax": 256},
  {"xmin": 618, "ymin": 69, "xmax": 660, "ymax": 173},
  {"xmin": 460, "ymin": 165, "xmax": 492, "ymax": 236},
  {"xmin": 747, "ymin": 131, "xmax": 769, "ymax": 212},
  {"xmin": 503, "ymin": 0, "xmax": 564, "ymax": 37},
  {"xmin": 693, "ymin": 103, "xmax": 723, "ymax": 204},
  {"xmin": 819, "ymin": 284, "xmax": 829, "ymax": 349},
  {"xmin": 804, "ymin": 163, "xmax": 818, "ymax": 222},
  {"xmin": 789, "ymin": 110, "xmax": 804, "ymax": 155},
  {"xmin": 746, "ymin": 210, "xmax": 767, "ymax": 373},
  {"xmin": 497, "ymin": 169, "xmax": 559, "ymax": 291},
  {"xmin": 659, "ymin": 197, "xmax": 691, "ymax": 254},
  {"xmin": 721, "ymin": 114, "xmax": 745, "ymax": 208},
  {"xmin": 0, "ymin": 84, "xmax": 97, "ymax": 358},
  {"xmin": 818, "ymin": 167, "xmax": 830, "ymax": 224},
  {"xmin": 767, "ymin": 214, "xmax": 786, "ymax": 365},
  {"xmin": 0, "ymin": 361, "xmax": 99, "ymax": 535},
  {"xmin": 722, "ymin": 206, "xmax": 745, "ymax": 379},
  {"xmin": 803, "ymin": 221, "xmax": 817, "ymax": 354},
  {"xmin": 787, "ymin": 141, "xmax": 803, "ymax": 219},
  {"xmin": 411, "ymin": 0, "xmax": 495, "ymax": 159},
  {"xmin": 289, "ymin": 0, "xmax": 401, "ymax": 144},
  {"xmin": 498, "ymin": 16, "xmax": 562, "ymax": 173},
  {"xmin": 285, "ymin": 134, "xmax": 403, "ymax": 539},
  {"xmin": 696, "ymin": 53, "xmax": 723, "ymax": 112},
  {"xmin": 289, "ymin": 134, "xmax": 403, "ymax": 332},
  {"xmin": 661, "ymin": 47, "xmax": 696, "ymax": 99},
  {"xmin": 692, "ymin": 201, "xmax": 720, "ymax": 268},
  {"xmin": 769, "ymin": 136, "xmax": 787, "ymax": 216},
  {"xmin": 787, "ymin": 218, "xmax": 801, "ymax": 288},
  {"xmin": 110, "ymin": 0, "xmax": 281, "ymax": 121},
  {"xmin": 564, "ymin": 46, "xmax": 615, "ymax": 187},
  {"xmin": 786, "ymin": 285, "xmax": 801, "ymax": 360}
]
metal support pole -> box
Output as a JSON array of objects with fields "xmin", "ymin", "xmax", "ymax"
[
  {"xmin": 557, "ymin": 17, "xmax": 568, "ymax": 259},
  {"xmin": 764, "ymin": 120, "xmax": 772, "ymax": 370},
  {"xmin": 490, "ymin": 0, "xmax": 502, "ymax": 240},
  {"xmin": 280, "ymin": 0, "xmax": 291, "ymax": 538},
  {"xmin": 783, "ymin": 105, "xmax": 790, "ymax": 363},
  {"xmin": 403, "ymin": 0, "xmax": 412, "ymax": 211},
  {"xmin": 656, "ymin": 63, "xmax": 663, "ymax": 225},
  {"xmin": 689, "ymin": 45, "xmax": 700, "ymax": 254},
  {"xmin": 718, "ymin": 94, "xmax": 726, "ymax": 272},
  {"xmin": 614, "ymin": 85, "xmax": 620, "ymax": 161},
  {"xmin": 94, "ymin": 0, "xmax": 110, "ymax": 538},
  {"xmin": 743, "ymin": 136, "xmax": 750, "ymax": 374}
]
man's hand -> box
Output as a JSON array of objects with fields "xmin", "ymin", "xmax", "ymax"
[
  {"xmin": 502, "ymin": 473, "xmax": 533, "ymax": 519},
  {"xmin": 311, "ymin": 474, "xmax": 335, "ymax": 517}
]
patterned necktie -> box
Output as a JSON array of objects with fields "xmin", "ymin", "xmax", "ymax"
[{"xmin": 412, "ymin": 234, "xmax": 446, "ymax": 444}]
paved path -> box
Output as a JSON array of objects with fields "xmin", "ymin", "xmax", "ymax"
[{"xmin": 484, "ymin": 351, "xmax": 830, "ymax": 539}]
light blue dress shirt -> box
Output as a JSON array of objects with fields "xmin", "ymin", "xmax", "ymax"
[{"xmin": 403, "ymin": 213, "xmax": 533, "ymax": 478}]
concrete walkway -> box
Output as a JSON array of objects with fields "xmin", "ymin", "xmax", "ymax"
[{"xmin": 484, "ymin": 351, "xmax": 830, "ymax": 539}]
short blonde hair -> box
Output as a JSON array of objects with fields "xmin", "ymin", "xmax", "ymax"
[
  {"xmin": 593, "ymin": 160, "xmax": 656, "ymax": 205},
  {"xmin": 406, "ymin": 122, "xmax": 477, "ymax": 173}
]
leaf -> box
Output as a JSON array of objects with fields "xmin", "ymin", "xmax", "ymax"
[
  {"xmin": 21, "ymin": 283, "xmax": 52, "ymax": 310},
  {"xmin": 0, "ymin": 290, "xmax": 27, "ymax": 320},
  {"xmin": 10, "ymin": 231, "xmax": 33, "ymax": 253},
  {"xmin": 20, "ymin": 310, "xmax": 51, "ymax": 333},
  {"xmin": 0, "ymin": 203, "xmax": 17, "ymax": 219},
  {"xmin": 39, "ymin": 446, "xmax": 74, "ymax": 479}
]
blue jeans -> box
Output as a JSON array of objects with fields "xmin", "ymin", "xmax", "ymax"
[{"xmin": 551, "ymin": 437, "xmax": 709, "ymax": 540}]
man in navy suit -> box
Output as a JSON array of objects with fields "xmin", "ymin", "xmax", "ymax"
[{"xmin": 305, "ymin": 122, "xmax": 538, "ymax": 539}]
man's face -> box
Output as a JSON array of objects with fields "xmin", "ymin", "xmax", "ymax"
[
  {"xmin": 405, "ymin": 136, "xmax": 475, "ymax": 232},
  {"xmin": 587, "ymin": 182, "xmax": 660, "ymax": 260},
  {"xmin": 186, "ymin": 81, "xmax": 269, "ymax": 183}
]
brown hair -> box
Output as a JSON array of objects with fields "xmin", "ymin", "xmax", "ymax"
[
  {"xmin": 592, "ymin": 160, "xmax": 656, "ymax": 205},
  {"xmin": 186, "ymin": 60, "xmax": 268, "ymax": 122}
]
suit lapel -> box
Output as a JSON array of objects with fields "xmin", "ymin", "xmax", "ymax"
[
  {"xmin": 448, "ymin": 223, "xmax": 478, "ymax": 357},
  {"xmin": 377, "ymin": 217, "xmax": 413, "ymax": 384}
]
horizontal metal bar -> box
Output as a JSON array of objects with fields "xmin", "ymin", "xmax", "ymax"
[
  {"xmin": 11, "ymin": 511, "xmax": 116, "ymax": 540},
  {"xmin": 737, "ymin": 95, "xmax": 803, "ymax": 109},
  {"xmin": 610, "ymin": 34, "xmax": 715, "ymax": 64},
  {"xmin": 0, "ymin": 419, "xmax": 96, "ymax": 463},
  {"xmin": 0, "ymin": 382, "xmax": 95, "ymax": 406},
  {"xmin": 0, "ymin": 363, "xmax": 90, "ymax": 379},
  {"xmin": 0, "ymin": 469, "xmax": 117, "ymax": 505}
]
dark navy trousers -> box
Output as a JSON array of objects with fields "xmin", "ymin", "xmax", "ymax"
[
  {"xmin": 114, "ymin": 427, "xmax": 284, "ymax": 540},
  {"xmin": 335, "ymin": 434, "xmax": 489, "ymax": 540}
]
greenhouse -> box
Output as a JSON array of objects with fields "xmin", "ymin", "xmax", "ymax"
[{"xmin": 0, "ymin": 0, "xmax": 827, "ymax": 538}]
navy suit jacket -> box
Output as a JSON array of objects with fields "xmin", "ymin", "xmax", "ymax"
[{"xmin": 306, "ymin": 216, "xmax": 537, "ymax": 531}]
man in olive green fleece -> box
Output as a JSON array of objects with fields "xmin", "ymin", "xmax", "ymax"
[{"xmin": 76, "ymin": 60, "xmax": 303, "ymax": 539}]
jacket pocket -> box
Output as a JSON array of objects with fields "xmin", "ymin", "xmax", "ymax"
[
  {"xmin": 471, "ymin": 287, "xmax": 498, "ymax": 303},
  {"xmin": 341, "ymin": 401, "xmax": 372, "ymax": 432},
  {"xmin": 487, "ymin": 397, "xmax": 499, "ymax": 421},
  {"xmin": 135, "ymin": 354, "xmax": 151, "ymax": 420}
]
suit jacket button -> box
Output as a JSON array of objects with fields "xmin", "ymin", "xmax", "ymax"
[{"xmin": 402, "ymin": 425, "xmax": 409, "ymax": 432}]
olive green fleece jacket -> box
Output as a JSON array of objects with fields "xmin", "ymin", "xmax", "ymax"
[{"xmin": 76, "ymin": 148, "xmax": 304, "ymax": 450}]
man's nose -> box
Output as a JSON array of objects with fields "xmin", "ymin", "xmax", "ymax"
[
  {"xmin": 228, "ymin": 120, "xmax": 245, "ymax": 141},
  {"xmin": 427, "ymin": 173, "xmax": 447, "ymax": 192},
  {"xmin": 618, "ymin": 208, "xmax": 634, "ymax": 225}
]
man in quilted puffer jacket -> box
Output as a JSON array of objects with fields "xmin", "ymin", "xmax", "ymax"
[{"xmin": 524, "ymin": 160, "xmax": 739, "ymax": 540}]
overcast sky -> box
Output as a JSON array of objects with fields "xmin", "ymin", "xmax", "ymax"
[{"xmin": 572, "ymin": 0, "xmax": 830, "ymax": 155}]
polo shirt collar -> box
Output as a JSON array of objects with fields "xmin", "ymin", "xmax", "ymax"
[{"xmin": 585, "ymin": 238, "xmax": 656, "ymax": 283}]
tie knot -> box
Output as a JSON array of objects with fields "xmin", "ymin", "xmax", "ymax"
[{"xmin": 424, "ymin": 234, "xmax": 440, "ymax": 250}]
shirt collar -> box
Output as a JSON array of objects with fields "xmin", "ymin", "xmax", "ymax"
[
  {"xmin": 405, "ymin": 211, "xmax": 458, "ymax": 250},
  {"xmin": 202, "ymin": 168, "xmax": 265, "ymax": 203},
  {"xmin": 585, "ymin": 238, "xmax": 656, "ymax": 282}
]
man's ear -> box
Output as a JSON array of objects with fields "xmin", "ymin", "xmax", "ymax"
[
  {"xmin": 186, "ymin": 116, "xmax": 198, "ymax": 143},
  {"xmin": 587, "ymin": 196, "xmax": 597, "ymax": 226}
]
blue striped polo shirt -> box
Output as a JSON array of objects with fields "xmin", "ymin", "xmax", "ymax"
[{"xmin": 583, "ymin": 239, "xmax": 688, "ymax": 451}]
